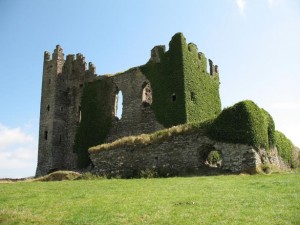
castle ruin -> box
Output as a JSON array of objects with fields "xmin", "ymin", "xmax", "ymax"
[{"xmin": 37, "ymin": 33, "xmax": 289, "ymax": 177}]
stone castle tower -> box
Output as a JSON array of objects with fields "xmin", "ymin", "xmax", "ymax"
[
  {"xmin": 36, "ymin": 33, "xmax": 221, "ymax": 176},
  {"xmin": 36, "ymin": 45, "xmax": 96, "ymax": 176}
]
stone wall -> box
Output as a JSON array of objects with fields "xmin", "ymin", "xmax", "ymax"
[
  {"xmin": 90, "ymin": 132, "xmax": 267, "ymax": 177},
  {"xmin": 106, "ymin": 68, "xmax": 164, "ymax": 142}
]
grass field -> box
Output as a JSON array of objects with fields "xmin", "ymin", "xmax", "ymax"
[{"xmin": 0, "ymin": 173, "xmax": 299, "ymax": 225}]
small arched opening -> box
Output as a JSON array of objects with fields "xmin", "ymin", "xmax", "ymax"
[
  {"xmin": 199, "ymin": 145, "xmax": 223, "ymax": 170},
  {"xmin": 205, "ymin": 150, "xmax": 223, "ymax": 168},
  {"xmin": 172, "ymin": 93, "xmax": 176, "ymax": 102}
]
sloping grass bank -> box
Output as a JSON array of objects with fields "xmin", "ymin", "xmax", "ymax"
[{"xmin": 0, "ymin": 173, "xmax": 299, "ymax": 224}]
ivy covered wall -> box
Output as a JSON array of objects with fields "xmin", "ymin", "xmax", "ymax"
[
  {"xmin": 74, "ymin": 78, "xmax": 113, "ymax": 168},
  {"xmin": 207, "ymin": 100, "xmax": 276, "ymax": 150},
  {"xmin": 141, "ymin": 33, "xmax": 221, "ymax": 127},
  {"xmin": 182, "ymin": 37, "xmax": 221, "ymax": 123}
]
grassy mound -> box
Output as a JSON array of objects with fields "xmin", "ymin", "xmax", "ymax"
[{"xmin": 34, "ymin": 171, "xmax": 82, "ymax": 182}]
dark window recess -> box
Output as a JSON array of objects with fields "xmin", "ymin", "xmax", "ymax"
[
  {"xmin": 191, "ymin": 92, "xmax": 196, "ymax": 101},
  {"xmin": 80, "ymin": 84, "xmax": 83, "ymax": 88},
  {"xmin": 60, "ymin": 106, "xmax": 63, "ymax": 111},
  {"xmin": 172, "ymin": 93, "xmax": 176, "ymax": 102},
  {"xmin": 44, "ymin": 131, "xmax": 48, "ymax": 140},
  {"xmin": 59, "ymin": 135, "xmax": 62, "ymax": 143},
  {"xmin": 47, "ymin": 105, "xmax": 50, "ymax": 111},
  {"xmin": 78, "ymin": 106, "xmax": 82, "ymax": 122},
  {"xmin": 49, "ymin": 79, "xmax": 51, "ymax": 84}
]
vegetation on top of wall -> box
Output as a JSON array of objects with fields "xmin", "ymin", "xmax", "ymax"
[
  {"xmin": 89, "ymin": 122, "xmax": 207, "ymax": 153},
  {"xmin": 275, "ymin": 131, "xmax": 294, "ymax": 166},
  {"xmin": 182, "ymin": 39, "xmax": 221, "ymax": 123},
  {"xmin": 140, "ymin": 33, "xmax": 221, "ymax": 127},
  {"xmin": 74, "ymin": 78, "xmax": 113, "ymax": 168},
  {"xmin": 207, "ymin": 100, "xmax": 275, "ymax": 150}
]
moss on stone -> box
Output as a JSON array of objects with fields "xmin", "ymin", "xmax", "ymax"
[
  {"xmin": 275, "ymin": 131, "xmax": 293, "ymax": 165},
  {"xmin": 141, "ymin": 33, "xmax": 221, "ymax": 127},
  {"xmin": 74, "ymin": 78, "xmax": 113, "ymax": 168},
  {"xmin": 207, "ymin": 100, "xmax": 275, "ymax": 149}
]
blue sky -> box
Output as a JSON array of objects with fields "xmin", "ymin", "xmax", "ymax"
[{"xmin": 0, "ymin": 0, "xmax": 299, "ymax": 178}]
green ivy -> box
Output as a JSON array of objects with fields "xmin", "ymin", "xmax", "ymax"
[
  {"xmin": 275, "ymin": 131, "xmax": 293, "ymax": 165},
  {"xmin": 141, "ymin": 33, "xmax": 221, "ymax": 127},
  {"xmin": 207, "ymin": 100, "xmax": 275, "ymax": 149},
  {"xmin": 74, "ymin": 79, "xmax": 113, "ymax": 168}
]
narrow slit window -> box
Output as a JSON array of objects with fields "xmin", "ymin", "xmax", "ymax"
[
  {"xmin": 59, "ymin": 135, "xmax": 62, "ymax": 143},
  {"xmin": 47, "ymin": 105, "xmax": 50, "ymax": 111},
  {"xmin": 78, "ymin": 106, "xmax": 82, "ymax": 122},
  {"xmin": 172, "ymin": 93, "xmax": 176, "ymax": 102},
  {"xmin": 44, "ymin": 131, "xmax": 48, "ymax": 140}
]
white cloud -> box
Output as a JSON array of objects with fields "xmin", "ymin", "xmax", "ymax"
[
  {"xmin": 0, "ymin": 123, "xmax": 37, "ymax": 178},
  {"xmin": 236, "ymin": 0, "xmax": 246, "ymax": 13},
  {"xmin": 0, "ymin": 124, "xmax": 33, "ymax": 149}
]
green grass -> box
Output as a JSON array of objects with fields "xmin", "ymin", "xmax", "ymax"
[{"xmin": 0, "ymin": 173, "xmax": 299, "ymax": 224}]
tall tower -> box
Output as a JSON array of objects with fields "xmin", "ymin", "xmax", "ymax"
[{"xmin": 36, "ymin": 45, "xmax": 96, "ymax": 176}]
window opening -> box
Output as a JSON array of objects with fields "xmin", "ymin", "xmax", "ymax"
[
  {"xmin": 47, "ymin": 105, "xmax": 50, "ymax": 111},
  {"xmin": 172, "ymin": 93, "xmax": 176, "ymax": 102},
  {"xmin": 59, "ymin": 135, "xmax": 62, "ymax": 143},
  {"xmin": 114, "ymin": 90, "xmax": 123, "ymax": 119},
  {"xmin": 142, "ymin": 82, "xmax": 152, "ymax": 107},
  {"xmin": 60, "ymin": 106, "xmax": 63, "ymax": 111},
  {"xmin": 44, "ymin": 131, "xmax": 48, "ymax": 140},
  {"xmin": 205, "ymin": 150, "xmax": 222, "ymax": 168}
]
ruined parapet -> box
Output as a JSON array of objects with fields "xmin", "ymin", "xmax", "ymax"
[
  {"xmin": 208, "ymin": 59, "xmax": 219, "ymax": 76},
  {"xmin": 150, "ymin": 45, "xmax": 165, "ymax": 63},
  {"xmin": 88, "ymin": 62, "xmax": 96, "ymax": 75}
]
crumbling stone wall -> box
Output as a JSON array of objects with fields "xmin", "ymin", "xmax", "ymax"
[
  {"xmin": 107, "ymin": 68, "xmax": 164, "ymax": 142},
  {"xmin": 90, "ymin": 132, "xmax": 265, "ymax": 177}
]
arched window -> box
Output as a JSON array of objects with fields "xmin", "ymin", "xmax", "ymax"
[
  {"xmin": 142, "ymin": 82, "xmax": 152, "ymax": 107},
  {"xmin": 114, "ymin": 90, "xmax": 123, "ymax": 119}
]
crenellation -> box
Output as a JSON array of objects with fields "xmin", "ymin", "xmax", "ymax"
[
  {"xmin": 44, "ymin": 51, "xmax": 51, "ymax": 61},
  {"xmin": 214, "ymin": 65, "xmax": 219, "ymax": 74},
  {"xmin": 52, "ymin": 45, "xmax": 64, "ymax": 61},
  {"xmin": 66, "ymin": 54, "xmax": 75, "ymax": 62},
  {"xmin": 88, "ymin": 62, "xmax": 96, "ymax": 74},
  {"xmin": 208, "ymin": 59, "xmax": 214, "ymax": 76},
  {"xmin": 188, "ymin": 42, "xmax": 198, "ymax": 53}
]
